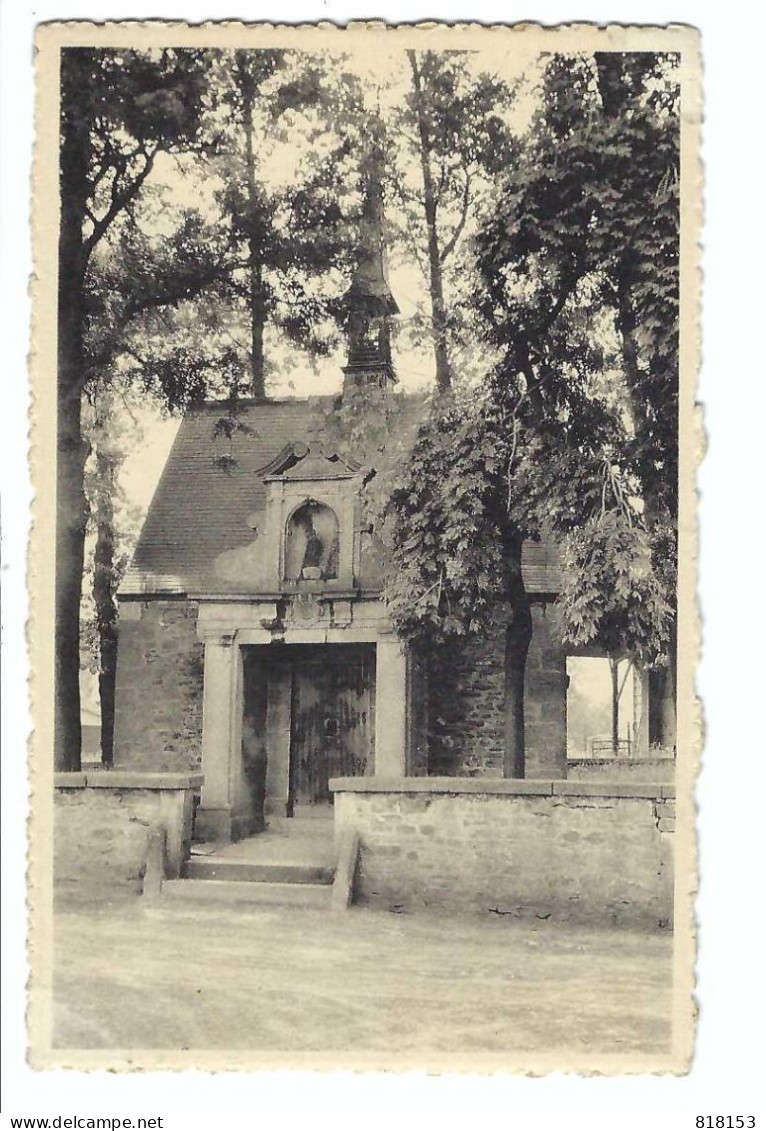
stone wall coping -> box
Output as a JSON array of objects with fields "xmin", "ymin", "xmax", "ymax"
[
  {"xmin": 54, "ymin": 771, "xmax": 205, "ymax": 791},
  {"xmin": 329, "ymin": 776, "xmax": 673, "ymax": 799},
  {"xmin": 567, "ymin": 757, "xmax": 676, "ymax": 766},
  {"xmin": 191, "ymin": 589, "xmax": 382, "ymax": 602},
  {"xmin": 553, "ymin": 780, "xmax": 673, "ymax": 798}
]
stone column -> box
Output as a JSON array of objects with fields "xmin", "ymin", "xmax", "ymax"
[
  {"xmin": 197, "ymin": 638, "xmax": 241, "ymax": 842},
  {"xmin": 524, "ymin": 604, "xmax": 568, "ymax": 778},
  {"xmin": 264, "ymin": 665, "xmax": 292, "ymax": 816},
  {"xmin": 375, "ymin": 640, "xmax": 408, "ymax": 777},
  {"xmin": 227, "ymin": 642, "xmax": 248, "ymax": 839}
]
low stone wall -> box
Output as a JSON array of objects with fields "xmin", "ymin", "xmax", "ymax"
[
  {"xmin": 54, "ymin": 771, "xmax": 203, "ymax": 898},
  {"xmin": 567, "ymin": 757, "xmax": 676, "ymax": 784},
  {"xmin": 330, "ymin": 777, "xmax": 674, "ymax": 929}
]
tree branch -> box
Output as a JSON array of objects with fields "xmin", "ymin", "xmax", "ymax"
[
  {"xmin": 84, "ymin": 148, "xmax": 157, "ymax": 255},
  {"xmin": 439, "ymin": 168, "xmax": 472, "ymax": 264},
  {"xmin": 85, "ymin": 159, "xmax": 114, "ymax": 197}
]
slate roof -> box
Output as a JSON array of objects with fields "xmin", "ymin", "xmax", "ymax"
[{"xmin": 121, "ymin": 395, "xmax": 562, "ymax": 598}]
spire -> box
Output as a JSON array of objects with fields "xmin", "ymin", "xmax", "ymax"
[{"xmin": 342, "ymin": 136, "xmax": 399, "ymax": 393}]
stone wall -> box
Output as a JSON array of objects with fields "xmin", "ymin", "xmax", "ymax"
[
  {"xmin": 113, "ymin": 599, "xmax": 204, "ymax": 772},
  {"xmin": 426, "ymin": 602, "xmax": 567, "ymax": 778},
  {"xmin": 568, "ymin": 757, "xmax": 676, "ymax": 784},
  {"xmin": 54, "ymin": 772, "xmax": 202, "ymax": 899},
  {"xmin": 331, "ymin": 778, "xmax": 674, "ymax": 929}
]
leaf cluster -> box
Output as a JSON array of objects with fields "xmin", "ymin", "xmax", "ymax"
[
  {"xmin": 559, "ymin": 510, "xmax": 674, "ymax": 664},
  {"xmin": 384, "ymin": 392, "xmax": 512, "ymax": 644},
  {"xmin": 475, "ymin": 51, "xmax": 680, "ymax": 513}
]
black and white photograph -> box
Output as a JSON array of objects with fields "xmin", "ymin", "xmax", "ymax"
[{"xmin": 26, "ymin": 21, "xmax": 698, "ymax": 1074}]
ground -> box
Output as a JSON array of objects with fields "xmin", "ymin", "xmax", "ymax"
[{"xmin": 52, "ymin": 897, "xmax": 673, "ymax": 1062}]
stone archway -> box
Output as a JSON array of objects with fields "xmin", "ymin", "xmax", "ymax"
[{"xmin": 194, "ymin": 602, "xmax": 413, "ymax": 843}]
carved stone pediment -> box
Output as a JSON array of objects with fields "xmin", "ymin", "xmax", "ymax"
[{"xmin": 258, "ymin": 442, "xmax": 361, "ymax": 483}]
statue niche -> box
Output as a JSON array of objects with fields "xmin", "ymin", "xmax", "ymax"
[{"xmin": 284, "ymin": 501, "xmax": 339, "ymax": 583}]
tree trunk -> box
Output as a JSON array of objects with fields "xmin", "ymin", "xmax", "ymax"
[
  {"xmin": 240, "ymin": 68, "xmax": 267, "ymax": 399},
  {"xmin": 616, "ymin": 276, "xmax": 678, "ymax": 753},
  {"xmin": 92, "ymin": 438, "xmax": 119, "ymax": 767},
  {"xmin": 649, "ymin": 621, "xmax": 677, "ymax": 750},
  {"xmin": 594, "ymin": 53, "xmax": 627, "ymax": 119},
  {"xmin": 55, "ymin": 366, "xmax": 88, "ymax": 772},
  {"xmin": 407, "ymin": 51, "xmax": 452, "ymax": 395},
  {"xmin": 55, "ymin": 57, "xmax": 92, "ymax": 771},
  {"xmin": 502, "ymin": 528, "xmax": 532, "ymax": 778},
  {"xmin": 610, "ymin": 657, "xmax": 620, "ymax": 754},
  {"xmin": 250, "ymin": 259, "xmax": 266, "ymax": 397}
]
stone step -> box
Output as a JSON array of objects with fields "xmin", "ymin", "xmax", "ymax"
[
  {"xmin": 182, "ymin": 859, "xmax": 334, "ymax": 885},
  {"xmin": 160, "ymin": 878, "xmax": 334, "ymax": 909}
]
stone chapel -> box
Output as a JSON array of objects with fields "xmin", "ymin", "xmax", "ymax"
[{"xmin": 112, "ymin": 168, "xmax": 581, "ymax": 844}]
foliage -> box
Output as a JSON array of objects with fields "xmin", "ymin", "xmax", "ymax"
[
  {"xmin": 388, "ymin": 51, "xmax": 680, "ymax": 673},
  {"xmin": 480, "ymin": 51, "xmax": 678, "ymax": 664},
  {"xmin": 384, "ymin": 391, "xmax": 511, "ymax": 643},
  {"xmin": 61, "ymin": 47, "xmax": 213, "ymax": 265},
  {"xmin": 84, "ymin": 210, "xmax": 245, "ymax": 407},
  {"xmin": 560, "ymin": 512, "xmax": 673, "ymax": 663},
  {"xmin": 74, "ymin": 48, "xmax": 392, "ymax": 410},
  {"xmin": 475, "ymin": 50, "xmax": 680, "ymax": 517}
]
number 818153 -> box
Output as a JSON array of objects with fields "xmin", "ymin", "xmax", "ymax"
[{"xmin": 696, "ymin": 1119, "xmax": 755, "ymax": 1128}]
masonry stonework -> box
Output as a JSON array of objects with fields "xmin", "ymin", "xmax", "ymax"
[
  {"xmin": 332, "ymin": 779, "xmax": 674, "ymax": 928},
  {"xmin": 426, "ymin": 603, "xmax": 567, "ymax": 778},
  {"xmin": 427, "ymin": 630, "xmax": 506, "ymax": 776},
  {"xmin": 54, "ymin": 773, "xmax": 201, "ymax": 898},
  {"xmin": 113, "ymin": 599, "xmax": 204, "ymax": 772}
]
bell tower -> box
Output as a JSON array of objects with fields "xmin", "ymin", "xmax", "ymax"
[{"xmin": 342, "ymin": 136, "xmax": 399, "ymax": 393}]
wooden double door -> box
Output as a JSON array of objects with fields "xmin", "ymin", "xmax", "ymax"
[{"xmin": 288, "ymin": 644, "xmax": 375, "ymax": 812}]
